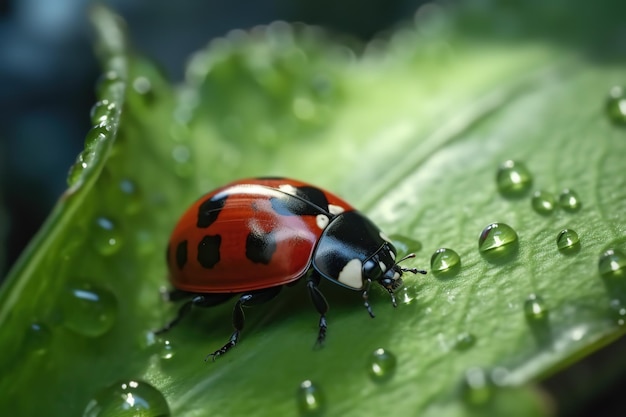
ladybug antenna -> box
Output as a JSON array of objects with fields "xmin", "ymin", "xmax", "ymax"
[{"xmin": 395, "ymin": 253, "xmax": 427, "ymax": 275}]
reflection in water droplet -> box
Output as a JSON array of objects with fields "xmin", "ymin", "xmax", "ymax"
[
  {"xmin": 461, "ymin": 367, "xmax": 493, "ymax": 406},
  {"xmin": 609, "ymin": 299, "xmax": 626, "ymax": 326},
  {"xmin": 558, "ymin": 189, "xmax": 582, "ymax": 213},
  {"xmin": 159, "ymin": 339, "xmax": 176, "ymax": 360},
  {"xmin": 368, "ymin": 348, "xmax": 397, "ymax": 383},
  {"xmin": 530, "ymin": 190, "xmax": 556, "ymax": 215},
  {"xmin": 62, "ymin": 283, "xmax": 118, "ymax": 337},
  {"xmin": 90, "ymin": 100, "xmax": 115, "ymax": 124},
  {"xmin": 430, "ymin": 248, "xmax": 461, "ymax": 277},
  {"xmin": 524, "ymin": 294, "xmax": 548, "ymax": 321},
  {"xmin": 599, "ymin": 248, "xmax": 626, "ymax": 279},
  {"xmin": 454, "ymin": 332, "xmax": 476, "ymax": 351},
  {"xmin": 296, "ymin": 380, "xmax": 325, "ymax": 416},
  {"xmin": 478, "ymin": 223, "xmax": 519, "ymax": 263},
  {"xmin": 606, "ymin": 86, "xmax": 626, "ymax": 126},
  {"xmin": 94, "ymin": 217, "xmax": 123, "ymax": 255},
  {"xmin": 83, "ymin": 380, "xmax": 170, "ymax": 417},
  {"xmin": 556, "ymin": 229, "xmax": 580, "ymax": 253},
  {"xmin": 23, "ymin": 322, "xmax": 52, "ymax": 355},
  {"xmin": 389, "ymin": 235, "xmax": 422, "ymax": 255},
  {"xmin": 496, "ymin": 160, "xmax": 533, "ymax": 198}
]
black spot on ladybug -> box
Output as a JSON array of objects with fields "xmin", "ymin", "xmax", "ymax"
[
  {"xmin": 197, "ymin": 196, "xmax": 227, "ymax": 228},
  {"xmin": 270, "ymin": 186, "xmax": 331, "ymax": 217},
  {"xmin": 294, "ymin": 186, "xmax": 330, "ymax": 212},
  {"xmin": 197, "ymin": 235, "xmax": 221, "ymax": 268},
  {"xmin": 175, "ymin": 241, "xmax": 188, "ymax": 270},
  {"xmin": 245, "ymin": 231, "xmax": 277, "ymax": 264}
]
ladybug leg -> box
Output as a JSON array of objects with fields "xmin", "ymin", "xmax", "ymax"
[
  {"xmin": 362, "ymin": 278, "xmax": 376, "ymax": 318},
  {"xmin": 207, "ymin": 286, "xmax": 282, "ymax": 361},
  {"xmin": 306, "ymin": 274, "xmax": 329, "ymax": 348},
  {"xmin": 154, "ymin": 292, "xmax": 232, "ymax": 335}
]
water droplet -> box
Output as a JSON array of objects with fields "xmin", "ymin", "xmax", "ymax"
[
  {"xmin": 609, "ymin": 299, "xmax": 626, "ymax": 326},
  {"xmin": 530, "ymin": 190, "xmax": 556, "ymax": 215},
  {"xmin": 296, "ymin": 380, "xmax": 325, "ymax": 416},
  {"xmin": 90, "ymin": 100, "xmax": 115, "ymax": 124},
  {"xmin": 85, "ymin": 123, "xmax": 110, "ymax": 151},
  {"xmin": 478, "ymin": 223, "xmax": 519, "ymax": 263},
  {"xmin": 62, "ymin": 283, "xmax": 118, "ymax": 337},
  {"xmin": 96, "ymin": 70, "xmax": 123, "ymax": 96},
  {"xmin": 118, "ymin": 179, "xmax": 142, "ymax": 214},
  {"xmin": 454, "ymin": 332, "xmax": 476, "ymax": 351},
  {"xmin": 132, "ymin": 76, "xmax": 152, "ymax": 96},
  {"xmin": 558, "ymin": 189, "xmax": 582, "ymax": 213},
  {"xmin": 556, "ymin": 229, "xmax": 580, "ymax": 253},
  {"xmin": 399, "ymin": 286, "xmax": 418, "ymax": 305},
  {"xmin": 83, "ymin": 380, "xmax": 170, "ymax": 417},
  {"xmin": 159, "ymin": 339, "xmax": 176, "ymax": 360},
  {"xmin": 599, "ymin": 248, "xmax": 626, "ymax": 279},
  {"xmin": 461, "ymin": 367, "xmax": 493, "ymax": 406},
  {"xmin": 606, "ymin": 86, "xmax": 626, "ymax": 126},
  {"xmin": 94, "ymin": 217, "xmax": 122, "ymax": 255},
  {"xmin": 67, "ymin": 161, "xmax": 86, "ymax": 187},
  {"xmin": 22, "ymin": 322, "xmax": 52, "ymax": 355},
  {"xmin": 430, "ymin": 248, "xmax": 461, "ymax": 277},
  {"xmin": 367, "ymin": 348, "xmax": 397, "ymax": 383},
  {"xmin": 524, "ymin": 294, "xmax": 548, "ymax": 321},
  {"xmin": 389, "ymin": 234, "xmax": 422, "ymax": 255},
  {"xmin": 496, "ymin": 160, "xmax": 533, "ymax": 198}
]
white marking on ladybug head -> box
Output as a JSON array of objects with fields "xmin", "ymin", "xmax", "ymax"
[
  {"xmin": 278, "ymin": 184, "xmax": 298, "ymax": 195},
  {"xmin": 380, "ymin": 232, "xmax": 391, "ymax": 242},
  {"xmin": 316, "ymin": 214, "xmax": 330, "ymax": 229},
  {"xmin": 393, "ymin": 271, "xmax": 400, "ymax": 280},
  {"xmin": 337, "ymin": 258, "xmax": 363, "ymax": 289},
  {"xmin": 379, "ymin": 261, "xmax": 387, "ymax": 272},
  {"xmin": 389, "ymin": 250, "xmax": 396, "ymax": 261},
  {"xmin": 328, "ymin": 204, "xmax": 345, "ymax": 215}
]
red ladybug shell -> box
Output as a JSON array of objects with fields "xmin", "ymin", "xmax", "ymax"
[{"xmin": 166, "ymin": 178, "xmax": 355, "ymax": 293}]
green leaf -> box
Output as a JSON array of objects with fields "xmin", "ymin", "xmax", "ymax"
[{"xmin": 1, "ymin": 2, "xmax": 626, "ymax": 417}]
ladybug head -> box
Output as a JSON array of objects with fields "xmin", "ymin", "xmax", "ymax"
[{"xmin": 363, "ymin": 245, "xmax": 426, "ymax": 296}]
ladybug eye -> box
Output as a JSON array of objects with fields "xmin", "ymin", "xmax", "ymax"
[{"xmin": 363, "ymin": 259, "xmax": 383, "ymax": 280}]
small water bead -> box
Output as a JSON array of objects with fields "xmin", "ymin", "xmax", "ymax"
[
  {"xmin": 96, "ymin": 70, "xmax": 123, "ymax": 96},
  {"xmin": 94, "ymin": 217, "xmax": 122, "ymax": 255},
  {"xmin": 558, "ymin": 189, "xmax": 582, "ymax": 213},
  {"xmin": 85, "ymin": 123, "xmax": 110, "ymax": 152},
  {"xmin": 133, "ymin": 76, "xmax": 152, "ymax": 95},
  {"xmin": 530, "ymin": 190, "xmax": 556, "ymax": 215},
  {"xmin": 90, "ymin": 100, "xmax": 115, "ymax": 124},
  {"xmin": 22, "ymin": 322, "xmax": 52, "ymax": 355},
  {"xmin": 606, "ymin": 86, "xmax": 626, "ymax": 126},
  {"xmin": 609, "ymin": 299, "xmax": 626, "ymax": 326},
  {"xmin": 389, "ymin": 234, "xmax": 422, "ymax": 255},
  {"xmin": 478, "ymin": 223, "xmax": 519, "ymax": 263},
  {"xmin": 524, "ymin": 294, "xmax": 548, "ymax": 321},
  {"xmin": 296, "ymin": 380, "xmax": 325, "ymax": 416},
  {"xmin": 83, "ymin": 380, "xmax": 170, "ymax": 417},
  {"xmin": 62, "ymin": 283, "xmax": 118, "ymax": 337},
  {"xmin": 556, "ymin": 229, "xmax": 580, "ymax": 252},
  {"xmin": 496, "ymin": 160, "xmax": 533, "ymax": 198},
  {"xmin": 454, "ymin": 332, "xmax": 476, "ymax": 351},
  {"xmin": 367, "ymin": 348, "xmax": 397, "ymax": 383},
  {"xmin": 461, "ymin": 367, "xmax": 493, "ymax": 406},
  {"xmin": 430, "ymin": 248, "xmax": 461, "ymax": 277},
  {"xmin": 599, "ymin": 248, "xmax": 626, "ymax": 279},
  {"xmin": 67, "ymin": 160, "xmax": 86, "ymax": 187}
]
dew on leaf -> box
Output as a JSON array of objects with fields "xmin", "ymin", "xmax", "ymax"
[
  {"xmin": 496, "ymin": 160, "xmax": 533, "ymax": 198},
  {"xmin": 296, "ymin": 380, "xmax": 325, "ymax": 416},
  {"xmin": 430, "ymin": 248, "xmax": 461, "ymax": 277},
  {"xmin": 609, "ymin": 299, "xmax": 626, "ymax": 326},
  {"xmin": 367, "ymin": 348, "xmax": 397, "ymax": 383},
  {"xmin": 83, "ymin": 380, "xmax": 170, "ymax": 417},
  {"xmin": 94, "ymin": 217, "xmax": 122, "ymax": 255},
  {"xmin": 478, "ymin": 223, "xmax": 519, "ymax": 263},
  {"xmin": 22, "ymin": 322, "xmax": 52, "ymax": 355},
  {"xmin": 62, "ymin": 283, "xmax": 118, "ymax": 337},
  {"xmin": 461, "ymin": 367, "xmax": 493, "ymax": 406},
  {"xmin": 530, "ymin": 190, "xmax": 556, "ymax": 215},
  {"xmin": 556, "ymin": 229, "xmax": 580, "ymax": 253},
  {"xmin": 454, "ymin": 332, "xmax": 476, "ymax": 351},
  {"xmin": 389, "ymin": 234, "xmax": 422, "ymax": 255},
  {"xmin": 606, "ymin": 85, "xmax": 626, "ymax": 126},
  {"xmin": 524, "ymin": 294, "xmax": 548, "ymax": 321},
  {"xmin": 558, "ymin": 188, "xmax": 582, "ymax": 213},
  {"xmin": 599, "ymin": 248, "xmax": 626, "ymax": 279}
]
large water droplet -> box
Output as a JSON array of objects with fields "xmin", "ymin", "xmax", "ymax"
[
  {"xmin": 524, "ymin": 294, "xmax": 548, "ymax": 321},
  {"xmin": 367, "ymin": 348, "xmax": 397, "ymax": 383},
  {"xmin": 530, "ymin": 190, "xmax": 556, "ymax": 215},
  {"xmin": 599, "ymin": 248, "xmax": 626, "ymax": 279},
  {"xmin": 556, "ymin": 229, "xmax": 580, "ymax": 254},
  {"xmin": 478, "ymin": 223, "xmax": 519, "ymax": 263},
  {"xmin": 83, "ymin": 380, "xmax": 170, "ymax": 417},
  {"xmin": 62, "ymin": 283, "xmax": 118, "ymax": 337},
  {"xmin": 496, "ymin": 160, "xmax": 533, "ymax": 198},
  {"xmin": 558, "ymin": 189, "xmax": 582, "ymax": 213},
  {"xmin": 94, "ymin": 217, "xmax": 122, "ymax": 255},
  {"xmin": 430, "ymin": 248, "xmax": 461, "ymax": 278},
  {"xmin": 296, "ymin": 380, "xmax": 325, "ymax": 416},
  {"xmin": 606, "ymin": 86, "xmax": 626, "ymax": 126}
]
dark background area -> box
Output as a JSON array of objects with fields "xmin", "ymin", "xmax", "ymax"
[{"xmin": 1, "ymin": 1, "xmax": 625, "ymax": 416}]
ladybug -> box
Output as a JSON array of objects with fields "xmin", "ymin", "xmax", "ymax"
[{"xmin": 155, "ymin": 177, "xmax": 426, "ymax": 359}]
